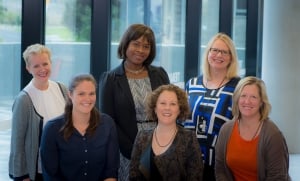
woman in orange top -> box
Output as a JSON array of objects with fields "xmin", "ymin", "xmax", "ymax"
[{"xmin": 215, "ymin": 76, "xmax": 290, "ymax": 181}]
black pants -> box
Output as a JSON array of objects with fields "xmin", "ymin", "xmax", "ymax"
[
  {"xmin": 35, "ymin": 173, "xmax": 43, "ymax": 181},
  {"xmin": 203, "ymin": 165, "xmax": 216, "ymax": 181}
]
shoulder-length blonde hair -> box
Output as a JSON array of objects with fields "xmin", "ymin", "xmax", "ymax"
[
  {"xmin": 202, "ymin": 32, "xmax": 239, "ymax": 80},
  {"xmin": 232, "ymin": 76, "xmax": 271, "ymax": 122}
]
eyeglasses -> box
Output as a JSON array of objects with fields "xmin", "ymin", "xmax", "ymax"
[{"xmin": 209, "ymin": 48, "xmax": 231, "ymax": 56}]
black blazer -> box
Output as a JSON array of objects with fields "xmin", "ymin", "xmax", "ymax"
[{"xmin": 99, "ymin": 61, "xmax": 170, "ymax": 159}]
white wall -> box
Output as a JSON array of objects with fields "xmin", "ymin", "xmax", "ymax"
[{"xmin": 262, "ymin": 0, "xmax": 300, "ymax": 153}]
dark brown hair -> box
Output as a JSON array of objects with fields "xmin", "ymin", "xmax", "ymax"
[
  {"xmin": 117, "ymin": 24, "xmax": 156, "ymax": 66},
  {"xmin": 60, "ymin": 74, "xmax": 100, "ymax": 140}
]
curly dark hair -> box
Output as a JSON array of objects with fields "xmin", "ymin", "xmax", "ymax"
[{"xmin": 146, "ymin": 84, "xmax": 190, "ymax": 122}]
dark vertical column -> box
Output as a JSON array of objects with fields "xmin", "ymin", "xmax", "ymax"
[
  {"xmin": 185, "ymin": 0, "xmax": 202, "ymax": 82},
  {"xmin": 219, "ymin": 0, "xmax": 233, "ymax": 36},
  {"xmin": 90, "ymin": 0, "xmax": 111, "ymax": 106},
  {"xmin": 245, "ymin": 0, "xmax": 263, "ymax": 77},
  {"xmin": 21, "ymin": 0, "xmax": 45, "ymax": 89}
]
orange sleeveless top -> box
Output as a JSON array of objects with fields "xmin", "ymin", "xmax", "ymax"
[{"xmin": 226, "ymin": 121, "xmax": 259, "ymax": 181}]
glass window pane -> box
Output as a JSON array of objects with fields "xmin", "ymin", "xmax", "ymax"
[
  {"xmin": 200, "ymin": 0, "xmax": 220, "ymax": 72},
  {"xmin": 0, "ymin": 1, "xmax": 21, "ymax": 180},
  {"xmin": 233, "ymin": 0, "xmax": 247, "ymax": 77},
  {"xmin": 111, "ymin": 0, "xmax": 186, "ymax": 87},
  {"xmin": 45, "ymin": 0, "xmax": 91, "ymax": 85}
]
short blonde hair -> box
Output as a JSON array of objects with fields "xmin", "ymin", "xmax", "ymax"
[
  {"xmin": 202, "ymin": 32, "xmax": 239, "ymax": 80},
  {"xmin": 23, "ymin": 44, "xmax": 51, "ymax": 66},
  {"xmin": 232, "ymin": 76, "xmax": 271, "ymax": 122}
]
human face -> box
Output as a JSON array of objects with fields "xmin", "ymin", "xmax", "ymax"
[
  {"xmin": 125, "ymin": 36, "xmax": 151, "ymax": 67},
  {"xmin": 208, "ymin": 39, "xmax": 231, "ymax": 71},
  {"xmin": 69, "ymin": 81, "xmax": 96, "ymax": 115},
  {"xmin": 26, "ymin": 53, "xmax": 51, "ymax": 84},
  {"xmin": 238, "ymin": 84, "xmax": 262, "ymax": 120},
  {"xmin": 155, "ymin": 90, "xmax": 180, "ymax": 125}
]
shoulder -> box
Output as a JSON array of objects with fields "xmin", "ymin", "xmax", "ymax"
[
  {"xmin": 187, "ymin": 75, "xmax": 203, "ymax": 85},
  {"xmin": 220, "ymin": 120, "xmax": 235, "ymax": 133},
  {"xmin": 261, "ymin": 119, "xmax": 282, "ymax": 136},
  {"xmin": 176, "ymin": 126, "xmax": 197, "ymax": 144},
  {"xmin": 148, "ymin": 65, "xmax": 168, "ymax": 75},
  {"xmin": 227, "ymin": 77, "xmax": 241, "ymax": 86},
  {"xmin": 99, "ymin": 113, "xmax": 115, "ymax": 126},
  {"xmin": 100, "ymin": 64, "xmax": 125, "ymax": 82},
  {"xmin": 44, "ymin": 115, "xmax": 65, "ymax": 131},
  {"xmin": 147, "ymin": 65, "xmax": 170, "ymax": 83},
  {"xmin": 13, "ymin": 91, "xmax": 32, "ymax": 108},
  {"xmin": 51, "ymin": 80, "xmax": 68, "ymax": 98},
  {"xmin": 177, "ymin": 126, "xmax": 193, "ymax": 136}
]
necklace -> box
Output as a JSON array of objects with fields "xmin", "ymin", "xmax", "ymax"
[
  {"xmin": 154, "ymin": 127, "xmax": 177, "ymax": 147},
  {"xmin": 124, "ymin": 64, "xmax": 145, "ymax": 74},
  {"xmin": 198, "ymin": 77, "xmax": 227, "ymax": 134},
  {"xmin": 238, "ymin": 119, "xmax": 263, "ymax": 140},
  {"xmin": 205, "ymin": 76, "xmax": 226, "ymax": 89}
]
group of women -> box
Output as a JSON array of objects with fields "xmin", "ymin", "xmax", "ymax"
[{"xmin": 9, "ymin": 24, "xmax": 290, "ymax": 181}]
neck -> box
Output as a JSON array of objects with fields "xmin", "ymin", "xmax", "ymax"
[
  {"xmin": 156, "ymin": 123, "xmax": 177, "ymax": 133},
  {"xmin": 33, "ymin": 79, "xmax": 49, "ymax": 90},
  {"xmin": 72, "ymin": 111, "xmax": 90, "ymax": 125},
  {"xmin": 124, "ymin": 61, "xmax": 144, "ymax": 70},
  {"xmin": 239, "ymin": 116, "xmax": 261, "ymax": 128},
  {"xmin": 209, "ymin": 69, "xmax": 227, "ymax": 80}
]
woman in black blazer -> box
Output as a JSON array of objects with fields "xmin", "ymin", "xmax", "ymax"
[{"xmin": 99, "ymin": 24, "xmax": 170, "ymax": 181}]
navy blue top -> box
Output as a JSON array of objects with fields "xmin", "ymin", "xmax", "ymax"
[{"xmin": 40, "ymin": 113, "xmax": 119, "ymax": 181}]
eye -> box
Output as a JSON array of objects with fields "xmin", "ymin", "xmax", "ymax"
[
  {"xmin": 240, "ymin": 94, "xmax": 247, "ymax": 98},
  {"xmin": 211, "ymin": 48, "xmax": 219, "ymax": 53},
  {"xmin": 143, "ymin": 44, "xmax": 150, "ymax": 49},
  {"xmin": 221, "ymin": 50, "xmax": 230, "ymax": 55},
  {"xmin": 171, "ymin": 102, "xmax": 177, "ymax": 106}
]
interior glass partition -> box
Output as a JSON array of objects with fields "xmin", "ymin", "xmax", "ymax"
[
  {"xmin": 45, "ymin": 0, "xmax": 91, "ymax": 85},
  {"xmin": 199, "ymin": 0, "xmax": 220, "ymax": 73},
  {"xmin": 0, "ymin": 1, "xmax": 21, "ymax": 180}
]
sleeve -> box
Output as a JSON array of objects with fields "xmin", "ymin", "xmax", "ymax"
[
  {"xmin": 57, "ymin": 82, "xmax": 69, "ymax": 101},
  {"xmin": 215, "ymin": 124, "xmax": 231, "ymax": 181},
  {"xmin": 40, "ymin": 121, "xmax": 61, "ymax": 181},
  {"xmin": 264, "ymin": 130, "xmax": 290, "ymax": 181},
  {"xmin": 99, "ymin": 71, "xmax": 133, "ymax": 159},
  {"xmin": 158, "ymin": 66, "xmax": 170, "ymax": 84},
  {"xmin": 9, "ymin": 95, "xmax": 30, "ymax": 179},
  {"xmin": 129, "ymin": 131, "xmax": 145, "ymax": 180},
  {"xmin": 102, "ymin": 118, "xmax": 119, "ymax": 179},
  {"xmin": 186, "ymin": 131, "xmax": 204, "ymax": 181},
  {"xmin": 99, "ymin": 72, "xmax": 115, "ymax": 116}
]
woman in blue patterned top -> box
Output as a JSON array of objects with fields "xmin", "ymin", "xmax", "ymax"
[{"xmin": 184, "ymin": 33, "xmax": 240, "ymax": 181}]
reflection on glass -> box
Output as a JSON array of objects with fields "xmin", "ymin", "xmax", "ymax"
[
  {"xmin": 233, "ymin": 0, "xmax": 247, "ymax": 77},
  {"xmin": 200, "ymin": 0, "xmax": 220, "ymax": 73},
  {"xmin": 0, "ymin": 1, "xmax": 21, "ymax": 180},
  {"xmin": 45, "ymin": 0, "xmax": 91, "ymax": 85},
  {"xmin": 111, "ymin": 0, "xmax": 186, "ymax": 87}
]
